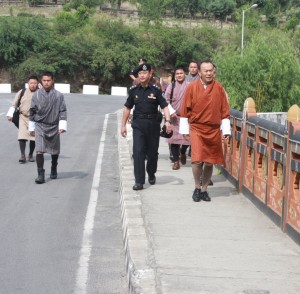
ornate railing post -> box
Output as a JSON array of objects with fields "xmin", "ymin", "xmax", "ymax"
[
  {"xmin": 238, "ymin": 98, "xmax": 257, "ymax": 192},
  {"xmin": 283, "ymin": 105, "xmax": 300, "ymax": 237}
]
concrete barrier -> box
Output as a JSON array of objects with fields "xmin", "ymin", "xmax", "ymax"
[
  {"xmin": 0, "ymin": 83, "xmax": 11, "ymax": 93},
  {"xmin": 54, "ymin": 83, "xmax": 70, "ymax": 93},
  {"xmin": 83, "ymin": 85, "xmax": 98, "ymax": 95},
  {"xmin": 111, "ymin": 86, "xmax": 127, "ymax": 96}
]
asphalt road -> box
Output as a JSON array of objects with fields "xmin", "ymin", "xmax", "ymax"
[{"xmin": 0, "ymin": 93, "xmax": 128, "ymax": 294}]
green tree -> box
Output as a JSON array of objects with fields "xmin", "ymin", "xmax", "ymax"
[
  {"xmin": 91, "ymin": 16, "xmax": 138, "ymax": 87},
  {"xmin": 188, "ymin": 0, "xmax": 200, "ymax": 18},
  {"xmin": 0, "ymin": 16, "xmax": 47, "ymax": 67},
  {"xmin": 14, "ymin": 27, "xmax": 100, "ymax": 90},
  {"xmin": 54, "ymin": 5, "xmax": 94, "ymax": 34},
  {"xmin": 137, "ymin": 0, "xmax": 164, "ymax": 23},
  {"xmin": 208, "ymin": 0, "xmax": 236, "ymax": 24},
  {"xmin": 214, "ymin": 30, "xmax": 300, "ymax": 112}
]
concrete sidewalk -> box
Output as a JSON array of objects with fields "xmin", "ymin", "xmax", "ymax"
[{"xmin": 118, "ymin": 112, "xmax": 300, "ymax": 294}]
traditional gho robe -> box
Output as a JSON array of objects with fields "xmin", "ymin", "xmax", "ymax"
[
  {"xmin": 6, "ymin": 88, "xmax": 36, "ymax": 141},
  {"xmin": 165, "ymin": 80, "xmax": 190, "ymax": 145},
  {"xmin": 185, "ymin": 73, "xmax": 199, "ymax": 84},
  {"xmin": 179, "ymin": 79, "xmax": 230, "ymax": 165},
  {"xmin": 29, "ymin": 87, "xmax": 67, "ymax": 155}
]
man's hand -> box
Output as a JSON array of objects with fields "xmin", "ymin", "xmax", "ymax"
[
  {"xmin": 30, "ymin": 131, "xmax": 35, "ymax": 137},
  {"xmin": 7, "ymin": 116, "xmax": 12, "ymax": 122},
  {"xmin": 58, "ymin": 129, "xmax": 66, "ymax": 134},
  {"xmin": 121, "ymin": 126, "xmax": 127, "ymax": 137},
  {"xmin": 183, "ymin": 134, "xmax": 190, "ymax": 140},
  {"xmin": 165, "ymin": 121, "xmax": 172, "ymax": 133}
]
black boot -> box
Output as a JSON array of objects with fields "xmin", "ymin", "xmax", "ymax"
[
  {"xmin": 50, "ymin": 164, "xmax": 57, "ymax": 179},
  {"xmin": 35, "ymin": 168, "xmax": 45, "ymax": 184}
]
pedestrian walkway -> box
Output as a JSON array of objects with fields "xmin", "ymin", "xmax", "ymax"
[{"xmin": 118, "ymin": 112, "xmax": 300, "ymax": 294}]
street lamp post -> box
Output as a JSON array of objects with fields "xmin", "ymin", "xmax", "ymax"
[{"xmin": 241, "ymin": 4, "xmax": 258, "ymax": 57}]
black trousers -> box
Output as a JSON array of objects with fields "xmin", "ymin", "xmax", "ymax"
[
  {"xmin": 170, "ymin": 144, "xmax": 189, "ymax": 162},
  {"xmin": 132, "ymin": 118, "xmax": 160, "ymax": 184}
]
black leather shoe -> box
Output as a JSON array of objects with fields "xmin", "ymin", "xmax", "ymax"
[
  {"xmin": 148, "ymin": 174, "xmax": 156, "ymax": 185},
  {"xmin": 192, "ymin": 188, "xmax": 201, "ymax": 202},
  {"xmin": 200, "ymin": 191, "xmax": 211, "ymax": 202},
  {"xmin": 133, "ymin": 183, "xmax": 143, "ymax": 190}
]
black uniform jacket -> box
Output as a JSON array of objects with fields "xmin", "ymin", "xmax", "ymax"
[{"xmin": 124, "ymin": 83, "xmax": 168, "ymax": 115}]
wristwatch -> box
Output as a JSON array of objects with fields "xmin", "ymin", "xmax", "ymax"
[{"xmin": 165, "ymin": 120, "xmax": 171, "ymax": 123}]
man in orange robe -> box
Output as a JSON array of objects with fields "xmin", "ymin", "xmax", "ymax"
[{"xmin": 180, "ymin": 60, "xmax": 231, "ymax": 202}]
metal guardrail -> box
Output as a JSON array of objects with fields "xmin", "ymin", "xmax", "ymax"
[{"xmin": 222, "ymin": 98, "xmax": 300, "ymax": 245}]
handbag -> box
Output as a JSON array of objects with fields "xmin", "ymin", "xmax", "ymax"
[
  {"xmin": 12, "ymin": 110, "xmax": 20, "ymax": 128},
  {"xmin": 160, "ymin": 124, "xmax": 173, "ymax": 138},
  {"xmin": 12, "ymin": 88, "xmax": 26, "ymax": 129}
]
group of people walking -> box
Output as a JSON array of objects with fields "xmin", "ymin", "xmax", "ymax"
[
  {"xmin": 6, "ymin": 59, "xmax": 230, "ymax": 202},
  {"xmin": 121, "ymin": 59, "xmax": 231, "ymax": 202},
  {"xmin": 6, "ymin": 72, "xmax": 67, "ymax": 184}
]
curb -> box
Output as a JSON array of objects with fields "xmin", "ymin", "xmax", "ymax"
[{"xmin": 117, "ymin": 110, "xmax": 157, "ymax": 294}]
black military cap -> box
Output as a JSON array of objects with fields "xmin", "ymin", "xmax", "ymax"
[{"xmin": 137, "ymin": 63, "xmax": 152, "ymax": 73}]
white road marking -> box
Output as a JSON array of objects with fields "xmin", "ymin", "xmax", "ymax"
[{"xmin": 74, "ymin": 114, "xmax": 109, "ymax": 293}]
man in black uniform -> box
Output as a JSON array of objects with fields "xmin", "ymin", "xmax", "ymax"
[{"xmin": 121, "ymin": 63, "xmax": 172, "ymax": 190}]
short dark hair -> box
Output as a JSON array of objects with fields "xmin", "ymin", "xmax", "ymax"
[
  {"xmin": 28, "ymin": 75, "xmax": 39, "ymax": 81},
  {"xmin": 41, "ymin": 71, "xmax": 54, "ymax": 79},
  {"xmin": 175, "ymin": 65, "xmax": 186, "ymax": 72},
  {"xmin": 189, "ymin": 60, "xmax": 199, "ymax": 69}
]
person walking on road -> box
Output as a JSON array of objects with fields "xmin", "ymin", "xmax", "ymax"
[
  {"xmin": 6, "ymin": 75, "xmax": 39, "ymax": 163},
  {"xmin": 164, "ymin": 66, "xmax": 190, "ymax": 170},
  {"xmin": 29, "ymin": 72, "xmax": 67, "ymax": 184},
  {"xmin": 121, "ymin": 63, "xmax": 172, "ymax": 191},
  {"xmin": 180, "ymin": 60, "xmax": 231, "ymax": 202}
]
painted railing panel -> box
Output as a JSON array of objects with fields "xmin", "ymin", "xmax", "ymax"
[{"xmin": 222, "ymin": 98, "xmax": 300, "ymax": 244}]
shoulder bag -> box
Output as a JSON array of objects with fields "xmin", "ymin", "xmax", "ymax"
[{"xmin": 12, "ymin": 88, "xmax": 26, "ymax": 129}]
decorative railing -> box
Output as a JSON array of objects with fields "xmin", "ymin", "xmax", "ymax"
[{"xmin": 222, "ymin": 98, "xmax": 300, "ymax": 244}]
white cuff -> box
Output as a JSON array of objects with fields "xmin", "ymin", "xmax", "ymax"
[
  {"xmin": 6, "ymin": 107, "xmax": 15, "ymax": 118},
  {"xmin": 179, "ymin": 117, "xmax": 189, "ymax": 134},
  {"xmin": 168, "ymin": 104, "xmax": 176, "ymax": 116},
  {"xmin": 29, "ymin": 121, "xmax": 35, "ymax": 132},
  {"xmin": 221, "ymin": 118, "xmax": 231, "ymax": 136},
  {"xmin": 59, "ymin": 120, "xmax": 67, "ymax": 131}
]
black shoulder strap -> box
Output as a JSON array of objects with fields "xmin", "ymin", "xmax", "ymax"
[
  {"xmin": 169, "ymin": 82, "xmax": 176, "ymax": 105},
  {"xmin": 16, "ymin": 88, "xmax": 26, "ymax": 108}
]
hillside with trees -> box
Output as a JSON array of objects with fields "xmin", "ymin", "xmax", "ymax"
[{"xmin": 0, "ymin": 0, "xmax": 300, "ymax": 111}]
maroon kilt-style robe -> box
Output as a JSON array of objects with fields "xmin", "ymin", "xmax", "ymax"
[{"xmin": 180, "ymin": 80, "xmax": 230, "ymax": 165}]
